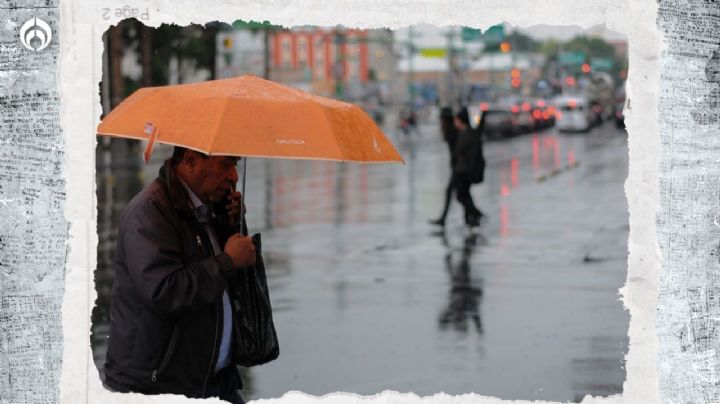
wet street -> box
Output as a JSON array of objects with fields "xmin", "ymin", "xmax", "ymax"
[{"xmin": 93, "ymin": 115, "xmax": 629, "ymax": 402}]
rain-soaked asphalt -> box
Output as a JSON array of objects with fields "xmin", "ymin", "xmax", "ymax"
[
  {"xmin": 237, "ymin": 119, "xmax": 630, "ymax": 401},
  {"xmin": 93, "ymin": 114, "xmax": 630, "ymax": 402}
]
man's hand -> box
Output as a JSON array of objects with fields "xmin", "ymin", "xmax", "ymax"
[
  {"xmin": 224, "ymin": 234, "xmax": 256, "ymax": 268},
  {"xmin": 225, "ymin": 191, "xmax": 246, "ymax": 227}
]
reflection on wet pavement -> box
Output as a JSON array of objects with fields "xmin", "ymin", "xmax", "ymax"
[
  {"xmin": 93, "ymin": 120, "xmax": 629, "ymax": 402},
  {"xmin": 438, "ymin": 233, "xmax": 486, "ymax": 335}
]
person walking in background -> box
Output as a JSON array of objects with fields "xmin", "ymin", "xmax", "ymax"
[
  {"xmin": 429, "ymin": 106, "xmax": 459, "ymax": 227},
  {"xmin": 453, "ymin": 107, "xmax": 483, "ymax": 227}
]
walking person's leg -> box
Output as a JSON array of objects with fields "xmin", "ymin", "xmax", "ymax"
[
  {"xmin": 431, "ymin": 174, "xmax": 456, "ymax": 226},
  {"xmin": 455, "ymin": 173, "xmax": 480, "ymax": 227}
]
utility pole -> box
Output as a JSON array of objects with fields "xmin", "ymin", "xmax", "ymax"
[
  {"xmin": 407, "ymin": 26, "xmax": 418, "ymax": 106},
  {"xmin": 334, "ymin": 26, "xmax": 346, "ymax": 99},
  {"xmin": 263, "ymin": 27, "xmax": 271, "ymax": 80},
  {"xmin": 444, "ymin": 28, "xmax": 462, "ymax": 108},
  {"xmin": 510, "ymin": 28, "xmax": 518, "ymax": 95}
]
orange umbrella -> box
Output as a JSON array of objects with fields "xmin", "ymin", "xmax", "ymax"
[{"xmin": 97, "ymin": 75, "xmax": 403, "ymax": 165}]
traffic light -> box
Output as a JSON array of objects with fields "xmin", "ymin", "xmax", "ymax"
[
  {"xmin": 581, "ymin": 63, "xmax": 591, "ymax": 73},
  {"xmin": 223, "ymin": 37, "xmax": 233, "ymax": 49},
  {"xmin": 500, "ymin": 41, "xmax": 511, "ymax": 53},
  {"xmin": 511, "ymin": 68, "xmax": 521, "ymax": 88}
]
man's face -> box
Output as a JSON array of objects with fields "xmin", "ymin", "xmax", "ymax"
[{"xmin": 187, "ymin": 154, "xmax": 239, "ymax": 204}]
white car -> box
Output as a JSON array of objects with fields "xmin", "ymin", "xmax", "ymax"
[{"xmin": 554, "ymin": 95, "xmax": 592, "ymax": 132}]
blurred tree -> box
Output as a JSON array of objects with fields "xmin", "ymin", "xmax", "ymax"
[
  {"xmin": 562, "ymin": 35, "xmax": 627, "ymax": 84},
  {"xmin": 107, "ymin": 22, "xmax": 126, "ymax": 108},
  {"xmin": 539, "ymin": 39, "xmax": 562, "ymax": 60},
  {"xmin": 564, "ymin": 35, "xmax": 615, "ymax": 59},
  {"xmin": 484, "ymin": 30, "xmax": 539, "ymax": 53},
  {"xmin": 506, "ymin": 31, "xmax": 540, "ymax": 52},
  {"xmin": 150, "ymin": 22, "xmax": 225, "ymax": 85}
]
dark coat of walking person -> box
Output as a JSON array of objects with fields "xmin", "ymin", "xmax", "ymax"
[
  {"xmin": 429, "ymin": 106, "xmax": 459, "ymax": 227},
  {"xmin": 102, "ymin": 147, "xmax": 257, "ymax": 404},
  {"xmin": 452, "ymin": 107, "xmax": 483, "ymax": 227}
]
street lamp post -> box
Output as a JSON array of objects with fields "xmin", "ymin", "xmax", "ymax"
[
  {"xmin": 407, "ymin": 26, "xmax": 416, "ymax": 106},
  {"xmin": 334, "ymin": 26, "xmax": 346, "ymax": 99}
]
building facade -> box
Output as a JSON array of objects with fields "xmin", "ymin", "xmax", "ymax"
[{"xmin": 269, "ymin": 27, "xmax": 395, "ymax": 99}]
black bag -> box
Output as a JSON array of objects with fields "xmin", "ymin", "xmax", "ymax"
[
  {"xmin": 230, "ymin": 232, "xmax": 280, "ymax": 367},
  {"xmin": 468, "ymin": 116, "xmax": 486, "ymax": 184}
]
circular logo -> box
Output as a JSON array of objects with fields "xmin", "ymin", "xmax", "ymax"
[{"xmin": 20, "ymin": 17, "xmax": 52, "ymax": 52}]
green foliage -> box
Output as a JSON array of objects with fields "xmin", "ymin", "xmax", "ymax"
[
  {"xmin": 563, "ymin": 36, "xmax": 615, "ymax": 59},
  {"xmin": 113, "ymin": 19, "xmax": 222, "ymax": 90},
  {"xmin": 150, "ymin": 22, "xmax": 223, "ymax": 85},
  {"xmin": 232, "ymin": 20, "xmax": 282, "ymax": 32},
  {"xmin": 539, "ymin": 39, "xmax": 562, "ymax": 60},
  {"xmin": 537, "ymin": 35, "xmax": 628, "ymax": 85},
  {"xmin": 505, "ymin": 31, "xmax": 540, "ymax": 52},
  {"xmin": 563, "ymin": 35, "xmax": 627, "ymax": 83}
]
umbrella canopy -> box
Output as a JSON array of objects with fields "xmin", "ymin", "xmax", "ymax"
[{"xmin": 97, "ymin": 75, "xmax": 403, "ymax": 164}]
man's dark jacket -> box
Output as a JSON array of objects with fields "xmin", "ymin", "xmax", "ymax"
[{"xmin": 103, "ymin": 159, "xmax": 240, "ymax": 399}]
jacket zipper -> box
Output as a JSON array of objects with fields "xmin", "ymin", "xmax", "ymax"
[
  {"xmin": 184, "ymin": 214, "xmax": 223, "ymax": 396},
  {"xmin": 151, "ymin": 325, "xmax": 180, "ymax": 382}
]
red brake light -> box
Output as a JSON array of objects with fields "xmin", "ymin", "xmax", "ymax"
[
  {"xmin": 522, "ymin": 102, "xmax": 531, "ymax": 111},
  {"xmin": 533, "ymin": 110, "xmax": 542, "ymax": 120},
  {"xmin": 480, "ymin": 102, "xmax": 489, "ymax": 111},
  {"xmin": 511, "ymin": 105, "xmax": 520, "ymax": 114},
  {"xmin": 537, "ymin": 100, "xmax": 545, "ymax": 107}
]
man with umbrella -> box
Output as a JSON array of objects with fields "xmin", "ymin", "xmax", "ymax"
[
  {"xmin": 97, "ymin": 75, "xmax": 404, "ymax": 402},
  {"xmin": 103, "ymin": 146, "xmax": 255, "ymax": 403}
]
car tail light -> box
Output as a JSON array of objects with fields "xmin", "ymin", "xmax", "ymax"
[
  {"xmin": 522, "ymin": 102, "xmax": 531, "ymax": 111},
  {"xmin": 480, "ymin": 102, "xmax": 489, "ymax": 111},
  {"xmin": 537, "ymin": 100, "xmax": 546, "ymax": 107},
  {"xmin": 511, "ymin": 105, "xmax": 520, "ymax": 114},
  {"xmin": 533, "ymin": 110, "xmax": 542, "ymax": 120}
]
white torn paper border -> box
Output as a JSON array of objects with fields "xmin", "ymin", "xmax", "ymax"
[{"xmin": 54, "ymin": 0, "xmax": 666, "ymax": 403}]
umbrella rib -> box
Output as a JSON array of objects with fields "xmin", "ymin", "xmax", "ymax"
[
  {"xmin": 317, "ymin": 103, "xmax": 346, "ymax": 159},
  {"xmin": 206, "ymin": 95, "xmax": 232, "ymax": 155}
]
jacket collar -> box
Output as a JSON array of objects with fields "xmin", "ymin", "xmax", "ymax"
[{"xmin": 158, "ymin": 158, "xmax": 194, "ymax": 215}]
